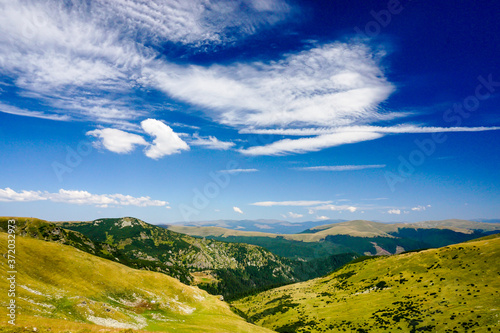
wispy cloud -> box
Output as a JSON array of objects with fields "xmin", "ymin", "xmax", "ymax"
[
  {"xmin": 218, "ymin": 169, "xmax": 259, "ymax": 174},
  {"xmin": 0, "ymin": 102, "xmax": 70, "ymax": 121},
  {"xmin": 387, "ymin": 209, "xmax": 401, "ymax": 215},
  {"xmin": 98, "ymin": 0, "xmax": 292, "ymax": 46},
  {"xmin": 238, "ymin": 125, "xmax": 500, "ymax": 155},
  {"xmin": 233, "ymin": 206, "xmax": 244, "ymax": 214},
  {"xmin": 239, "ymin": 131, "xmax": 384, "ymax": 156},
  {"xmin": 296, "ymin": 164, "xmax": 385, "ymax": 171},
  {"xmin": 146, "ymin": 42, "xmax": 395, "ymax": 129},
  {"xmin": 0, "ymin": 188, "xmax": 168, "ymax": 208},
  {"xmin": 189, "ymin": 134, "xmax": 235, "ymax": 150},
  {"xmin": 311, "ymin": 204, "xmax": 357, "ymax": 213},
  {"xmin": 316, "ymin": 215, "xmax": 330, "ymax": 220},
  {"xmin": 251, "ymin": 200, "xmax": 332, "ymax": 207}
]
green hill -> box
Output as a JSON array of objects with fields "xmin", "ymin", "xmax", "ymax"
[
  {"xmin": 231, "ymin": 234, "xmax": 500, "ymax": 332},
  {"xmin": 0, "ymin": 233, "xmax": 273, "ymax": 333}
]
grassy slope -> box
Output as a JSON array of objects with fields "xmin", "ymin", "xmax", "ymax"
[
  {"xmin": 0, "ymin": 233, "xmax": 273, "ymax": 333},
  {"xmin": 232, "ymin": 234, "xmax": 500, "ymax": 332},
  {"xmin": 0, "ymin": 217, "xmax": 192, "ymax": 284}
]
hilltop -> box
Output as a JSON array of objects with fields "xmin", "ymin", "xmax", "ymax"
[
  {"xmin": 231, "ymin": 234, "xmax": 500, "ymax": 332},
  {"xmin": 0, "ymin": 233, "xmax": 273, "ymax": 333}
]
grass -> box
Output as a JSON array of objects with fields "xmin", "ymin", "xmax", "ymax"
[
  {"xmin": 231, "ymin": 234, "xmax": 500, "ymax": 332},
  {"xmin": 0, "ymin": 233, "xmax": 273, "ymax": 333}
]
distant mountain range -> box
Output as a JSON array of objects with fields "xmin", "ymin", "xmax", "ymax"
[
  {"xmin": 163, "ymin": 219, "xmax": 348, "ymax": 234},
  {"xmin": 165, "ymin": 219, "xmax": 500, "ymax": 260},
  {"xmin": 166, "ymin": 218, "xmax": 500, "ymax": 235}
]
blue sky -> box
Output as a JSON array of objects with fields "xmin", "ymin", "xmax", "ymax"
[{"xmin": 0, "ymin": 0, "xmax": 499, "ymax": 224}]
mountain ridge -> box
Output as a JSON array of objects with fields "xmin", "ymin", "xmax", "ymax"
[{"xmin": 1, "ymin": 216, "xmax": 357, "ymax": 300}]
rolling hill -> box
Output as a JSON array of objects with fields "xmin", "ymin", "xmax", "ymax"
[
  {"xmin": 0, "ymin": 232, "xmax": 273, "ymax": 333},
  {"xmin": 0, "ymin": 217, "xmax": 357, "ymax": 300},
  {"xmin": 231, "ymin": 234, "xmax": 500, "ymax": 332}
]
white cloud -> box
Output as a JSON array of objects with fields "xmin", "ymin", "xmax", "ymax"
[
  {"xmin": 312, "ymin": 204, "xmax": 357, "ymax": 213},
  {"xmin": 190, "ymin": 134, "xmax": 235, "ymax": 150},
  {"xmin": 316, "ymin": 215, "xmax": 330, "ymax": 220},
  {"xmin": 411, "ymin": 205, "xmax": 431, "ymax": 211},
  {"xmin": 146, "ymin": 42, "xmax": 395, "ymax": 129},
  {"xmin": 296, "ymin": 164, "xmax": 385, "ymax": 171},
  {"xmin": 218, "ymin": 169, "xmax": 259, "ymax": 174},
  {"xmin": 0, "ymin": 188, "xmax": 47, "ymax": 202},
  {"xmin": 87, "ymin": 119, "xmax": 189, "ymax": 158},
  {"xmin": 287, "ymin": 212, "xmax": 303, "ymax": 218},
  {"xmin": 141, "ymin": 119, "xmax": 190, "ymax": 159},
  {"xmin": 387, "ymin": 209, "xmax": 401, "ymax": 215},
  {"xmin": 233, "ymin": 206, "xmax": 244, "ymax": 214},
  {"xmin": 0, "ymin": 188, "xmax": 168, "ymax": 208},
  {"xmin": 251, "ymin": 200, "xmax": 333, "ymax": 207},
  {"xmin": 239, "ymin": 131, "xmax": 384, "ymax": 156},
  {"xmin": 87, "ymin": 128, "xmax": 148, "ymax": 154}
]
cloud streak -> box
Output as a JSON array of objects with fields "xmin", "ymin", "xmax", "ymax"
[
  {"xmin": 239, "ymin": 131, "xmax": 384, "ymax": 155},
  {"xmin": 251, "ymin": 200, "xmax": 332, "ymax": 207},
  {"xmin": 239, "ymin": 125, "xmax": 500, "ymax": 136},
  {"xmin": 296, "ymin": 164, "xmax": 385, "ymax": 171},
  {"xmin": 218, "ymin": 169, "xmax": 259, "ymax": 174},
  {"xmin": 0, "ymin": 102, "xmax": 70, "ymax": 121},
  {"xmin": 189, "ymin": 134, "xmax": 235, "ymax": 150}
]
